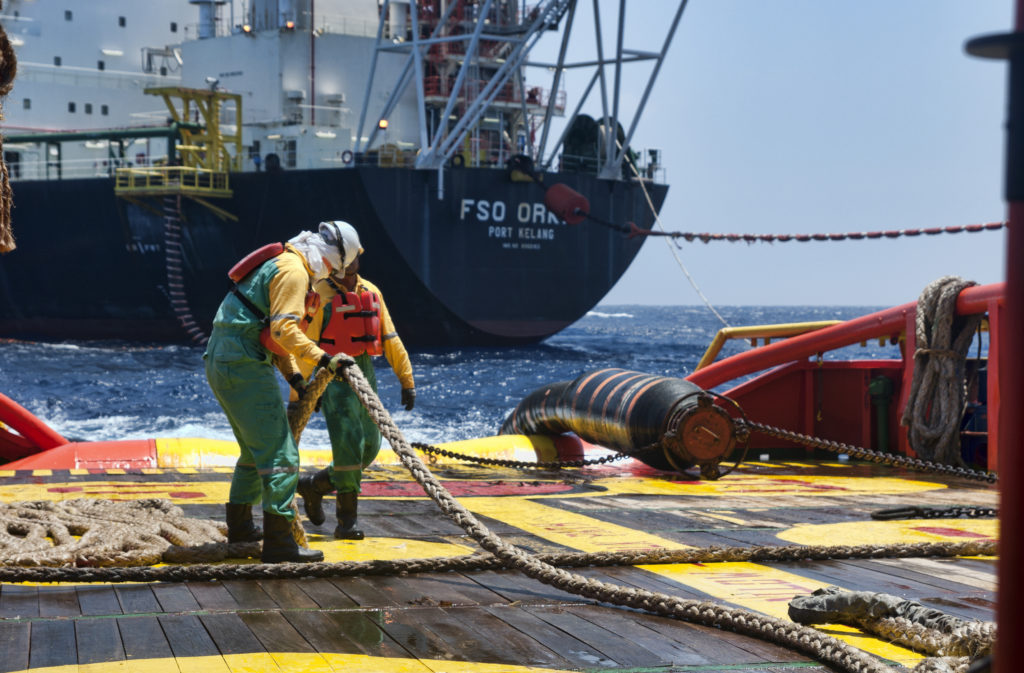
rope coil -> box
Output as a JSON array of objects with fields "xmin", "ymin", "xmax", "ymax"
[{"xmin": 901, "ymin": 277, "xmax": 985, "ymax": 466}]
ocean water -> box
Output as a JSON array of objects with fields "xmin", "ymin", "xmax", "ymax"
[{"xmin": 0, "ymin": 305, "xmax": 903, "ymax": 450}]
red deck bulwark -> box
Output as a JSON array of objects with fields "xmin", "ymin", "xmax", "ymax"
[{"xmin": 2, "ymin": 439, "xmax": 158, "ymax": 471}]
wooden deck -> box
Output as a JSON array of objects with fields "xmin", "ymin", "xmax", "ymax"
[{"xmin": 0, "ymin": 457, "xmax": 997, "ymax": 673}]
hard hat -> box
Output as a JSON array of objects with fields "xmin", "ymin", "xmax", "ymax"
[{"xmin": 318, "ymin": 220, "xmax": 362, "ymax": 270}]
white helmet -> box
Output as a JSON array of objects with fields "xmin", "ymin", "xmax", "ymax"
[{"xmin": 318, "ymin": 220, "xmax": 362, "ymax": 270}]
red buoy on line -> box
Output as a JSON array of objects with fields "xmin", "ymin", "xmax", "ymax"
[{"xmin": 544, "ymin": 183, "xmax": 590, "ymax": 225}]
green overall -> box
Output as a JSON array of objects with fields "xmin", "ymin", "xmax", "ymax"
[
  {"xmin": 204, "ymin": 260, "xmax": 305, "ymax": 520},
  {"xmin": 321, "ymin": 352, "xmax": 381, "ymax": 494}
]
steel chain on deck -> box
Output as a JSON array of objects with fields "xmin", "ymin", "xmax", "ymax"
[
  {"xmin": 738, "ymin": 419, "xmax": 998, "ymax": 483},
  {"xmin": 409, "ymin": 440, "xmax": 642, "ymax": 469}
]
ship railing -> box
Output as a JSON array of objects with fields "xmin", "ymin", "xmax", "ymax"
[
  {"xmin": 423, "ymin": 75, "xmax": 565, "ymax": 113},
  {"xmin": 557, "ymin": 152, "xmax": 666, "ymax": 182},
  {"xmin": 695, "ymin": 322, "xmax": 844, "ymax": 372},
  {"xmin": 310, "ymin": 13, "xmax": 381, "ymax": 38},
  {"xmin": 114, "ymin": 166, "xmax": 232, "ymax": 198},
  {"xmin": 0, "ymin": 153, "xmax": 141, "ymax": 181},
  {"xmin": 14, "ymin": 61, "xmax": 178, "ymax": 91}
]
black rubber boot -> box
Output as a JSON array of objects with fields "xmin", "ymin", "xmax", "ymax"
[
  {"xmin": 225, "ymin": 503, "xmax": 262, "ymax": 543},
  {"xmin": 334, "ymin": 491, "xmax": 364, "ymax": 540},
  {"xmin": 260, "ymin": 511, "xmax": 324, "ymax": 563},
  {"xmin": 296, "ymin": 468, "xmax": 334, "ymax": 526}
]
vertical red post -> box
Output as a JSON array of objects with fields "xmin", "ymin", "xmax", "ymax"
[
  {"xmin": 1000, "ymin": 4, "xmax": 1024, "ymax": 665},
  {"xmin": 966, "ymin": 8, "xmax": 1024, "ymax": 666},
  {"xmin": 998, "ymin": 199, "xmax": 1023, "ymax": 668}
]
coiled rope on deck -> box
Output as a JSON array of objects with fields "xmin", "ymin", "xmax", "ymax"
[
  {"xmin": 790, "ymin": 586, "xmax": 995, "ymax": 670},
  {"xmin": 0, "ymin": 498, "xmax": 253, "ymax": 566},
  {"xmin": 901, "ymin": 276, "xmax": 985, "ymax": 466}
]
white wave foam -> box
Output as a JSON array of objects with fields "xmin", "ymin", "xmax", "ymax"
[{"xmin": 586, "ymin": 310, "xmax": 634, "ymax": 319}]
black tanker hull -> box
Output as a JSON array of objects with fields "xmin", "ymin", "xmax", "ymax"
[{"xmin": 0, "ymin": 166, "xmax": 667, "ymax": 347}]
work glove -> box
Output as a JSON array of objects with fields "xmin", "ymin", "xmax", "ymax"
[
  {"xmin": 401, "ymin": 388, "xmax": 416, "ymax": 411},
  {"xmin": 319, "ymin": 353, "xmax": 348, "ymax": 374},
  {"xmin": 287, "ymin": 374, "xmax": 307, "ymax": 399}
]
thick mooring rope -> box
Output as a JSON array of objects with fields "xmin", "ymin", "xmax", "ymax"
[
  {"xmin": 0, "ymin": 2, "xmax": 18, "ymax": 254},
  {"xmin": 0, "ymin": 498, "xmax": 246, "ymax": 566},
  {"xmin": 790, "ymin": 586, "xmax": 995, "ymax": 673},
  {"xmin": 0, "ymin": 539, "xmax": 994, "ymax": 581},
  {"xmin": 901, "ymin": 276, "xmax": 985, "ymax": 466}
]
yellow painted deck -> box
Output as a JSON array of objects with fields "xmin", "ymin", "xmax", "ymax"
[{"xmin": 0, "ymin": 453, "xmax": 997, "ymax": 673}]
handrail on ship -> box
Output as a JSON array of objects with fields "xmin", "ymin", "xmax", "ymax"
[
  {"xmin": 686, "ymin": 282, "xmax": 1006, "ymax": 466},
  {"xmin": 694, "ymin": 321, "xmax": 842, "ymax": 371},
  {"xmin": 687, "ymin": 283, "xmax": 1004, "ymax": 391}
]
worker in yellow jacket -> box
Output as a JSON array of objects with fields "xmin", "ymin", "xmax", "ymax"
[
  {"xmin": 205, "ymin": 223, "xmax": 360, "ymax": 563},
  {"xmin": 276, "ymin": 221, "xmax": 415, "ymax": 540}
]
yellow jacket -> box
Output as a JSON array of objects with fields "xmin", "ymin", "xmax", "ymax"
[
  {"xmin": 276, "ymin": 275, "xmax": 414, "ymax": 399},
  {"xmin": 217, "ymin": 243, "xmax": 329, "ymax": 367}
]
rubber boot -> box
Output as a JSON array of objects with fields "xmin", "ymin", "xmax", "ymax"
[
  {"xmin": 260, "ymin": 511, "xmax": 325, "ymax": 563},
  {"xmin": 296, "ymin": 468, "xmax": 334, "ymax": 526},
  {"xmin": 225, "ymin": 503, "xmax": 262, "ymax": 543},
  {"xmin": 334, "ymin": 491, "xmax": 364, "ymax": 540}
]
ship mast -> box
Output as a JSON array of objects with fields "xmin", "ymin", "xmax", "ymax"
[{"xmin": 356, "ymin": 0, "xmax": 688, "ymax": 179}]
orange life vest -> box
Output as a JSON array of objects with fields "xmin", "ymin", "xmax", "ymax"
[
  {"xmin": 319, "ymin": 290, "xmax": 383, "ymax": 357},
  {"xmin": 227, "ymin": 243, "xmax": 321, "ymax": 356}
]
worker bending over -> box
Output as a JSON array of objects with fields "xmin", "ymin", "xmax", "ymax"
[
  {"xmin": 205, "ymin": 223, "xmax": 355, "ymax": 563},
  {"xmin": 277, "ymin": 221, "xmax": 415, "ymax": 540}
]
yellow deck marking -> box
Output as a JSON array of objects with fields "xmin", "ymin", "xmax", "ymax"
[
  {"xmin": 223, "ymin": 651, "xmax": 283, "ymax": 672},
  {"xmin": 0, "ymin": 480, "xmax": 231, "ymax": 504},
  {"xmin": 124, "ymin": 656, "xmax": 182, "ymax": 673},
  {"xmin": 308, "ymin": 536, "xmax": 475, "ymax": 564},
  {"xmin": 470, "ymin": 496, "xmax": 921, "ymax": 663},
  {"xmin": 777, "ymin": 519, "xmax": 997, "ymax": 546},
  {"xmin": 0, "ymin": 471, "xmax": 947, "ymax": 506},
  {"xmin": 466, "ymin": 497, "xmax": 691, "ymax": 553},
  {"xmin": 11, "ymin": 653, "xmax": 582, "ymax": 673},
  {"xmin": 591, "ymin": 473, "xmax": 942, "ymax": 498},
  {"xmin": 153, "ymin": 435, "xmax": 553, "ymax": 471},
  {"xmin": 638, "ymin": 561, "xmax": 918, "ymax": 663}
]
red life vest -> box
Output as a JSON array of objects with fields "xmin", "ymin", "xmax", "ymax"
[
  {"xmin": 227, "ymin": 242, "xmax": 320, "ymax": 356},
  {"xmin": 319, "ymin": 290, "xmax": 383, "ymax": 357}
]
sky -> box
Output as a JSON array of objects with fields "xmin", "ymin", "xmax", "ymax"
[{"xmin": 536, "ymin": 1, "xmax": 1014, "ymax": 307}]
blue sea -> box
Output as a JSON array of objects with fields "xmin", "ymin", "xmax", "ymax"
[{"xmin": 0, "ymin": 306, "xmax": 901, "ymax": 449}]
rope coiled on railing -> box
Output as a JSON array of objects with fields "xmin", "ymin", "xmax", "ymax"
[{"xmin": 901, "ymin": 276, "xmax": 985, "ymax": 466}]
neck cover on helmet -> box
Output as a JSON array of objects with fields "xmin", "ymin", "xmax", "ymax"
[{"xmin": 288, "ymin": 230, "xmax": 340, "ymax": 279}]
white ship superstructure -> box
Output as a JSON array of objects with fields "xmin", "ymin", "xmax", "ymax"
[{"xmin": 1, "ymin": 0, "xmax": 188, "ymax": 178}]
